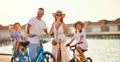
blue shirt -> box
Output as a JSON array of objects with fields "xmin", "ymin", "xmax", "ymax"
[{"xmin": 11, "ymin": 30, "xmax": 23, "ymax": 41}]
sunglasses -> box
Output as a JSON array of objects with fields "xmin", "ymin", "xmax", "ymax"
[{"xmin": 56, "ymin": 14, "xmax": 62, "ymax": 16}]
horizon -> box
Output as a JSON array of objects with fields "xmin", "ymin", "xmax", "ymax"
[
  {"xmin": 0, "ymin": 17, "xmax": 120, "ymax": 27},
  {"xmin": 0, "ymin": 0, "xmax": 120, "ymax": 28},
  {"xmin": 1, "ymin": 17, "xmax": 119, "ymax": 26}
]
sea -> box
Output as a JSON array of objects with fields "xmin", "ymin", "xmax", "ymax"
[{"xmin": 0, "ymin": 39, "xmax": 120, "ymax": 62}]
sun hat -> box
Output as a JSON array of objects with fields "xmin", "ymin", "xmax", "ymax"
[
  {"xmin": 73, "ymin": 21, "xmax": 85, "ymax": 28},
  {"xmin": 52, "ymin": 10, "xmax": 65, "ymax": 18}
]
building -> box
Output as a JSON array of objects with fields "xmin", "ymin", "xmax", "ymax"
[{"xmin": 67, "ymin": 18, "xmax": 120, "ymax": 39}]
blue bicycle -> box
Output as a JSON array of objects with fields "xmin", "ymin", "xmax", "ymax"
[
  {"xmin": 11, "ymin": 34, "xmax": 56, "ymax": 62},
  {"xmin": 11, "ymin": 41, "xmax": 30, "ymax": 62}
]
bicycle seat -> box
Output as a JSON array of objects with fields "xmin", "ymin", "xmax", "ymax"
[
  {"xmin": 82, "ymin": 49, "xmax": 88, "ymax": 52},
  {"xmin": 20, "ymin": 41, "xmax": 29, "ymax": 47}
]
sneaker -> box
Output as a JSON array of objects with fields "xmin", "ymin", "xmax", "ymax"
[{"xmin": 22, "ymin": 57, "xmax": 27, "ymax": 60}]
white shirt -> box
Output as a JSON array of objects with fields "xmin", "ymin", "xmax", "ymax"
[
  {"xmin": 27, "ymin": 17, "xmax": 47, "ymax": 44},
  {"xmin": 73, "ymin": 31, "xmax": 88, "ymax": 45}
]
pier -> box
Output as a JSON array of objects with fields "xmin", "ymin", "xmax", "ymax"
[{"xmin": 86, "ymin": 32, "xmax": 120, "ymax": 39}]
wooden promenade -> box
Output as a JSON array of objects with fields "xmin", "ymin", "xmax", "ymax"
[{"xmin": 0, "ymin": 53, "xmax": 12, "ymax": 62}]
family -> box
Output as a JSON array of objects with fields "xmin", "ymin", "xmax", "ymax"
[{"xmin": 11, "ymin": 7, "xmax": 88, "ymax": 62}]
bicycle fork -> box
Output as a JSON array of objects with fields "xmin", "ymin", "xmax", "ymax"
[{"xmin": 56, "ymin": 42, "xmax": 62, "ymax": 62}]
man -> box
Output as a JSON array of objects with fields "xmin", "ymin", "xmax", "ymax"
[{"xmin": 26, "ymin": 8, "xmax": 48, "ymax": 61}]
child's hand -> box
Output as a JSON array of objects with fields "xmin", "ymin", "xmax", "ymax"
[{"xmin": 17, "ymin": 34, "xmax": 22, "ymax": 36}]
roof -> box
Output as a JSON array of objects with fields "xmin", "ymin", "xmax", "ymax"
[
  {"xmin": 108, "ymin": 18, "xmax": 120, "ymax": 25},
  {"xmin": 91, "ymin": 19, "xmax": 110, "ymax": 26},
  {"xmin": 0, "ymin": 24, "xmax": 8, "ymax": 30}
]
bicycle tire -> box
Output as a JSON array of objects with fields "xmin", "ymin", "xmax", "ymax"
[
  {"xmin": 11, "ymin": 57, "xmax": 17, "ymax": 62},
  {"xmin": 43, "ymin": 51, "xmax": 56, "ymax": 62},
  {"xmin": 11, "ymin": 56, "xmax": 29, "ymax": 62},
  {"xmin": 69, "ymin": 57, "xmax": 80, "ymax": 62},
  {"xmin": 86, "ymin": 57, "xmax": 93, "ymax": 62},
  {"xmin": 57, "ymin": 51, "xmax": 61, "ymax": 62}
]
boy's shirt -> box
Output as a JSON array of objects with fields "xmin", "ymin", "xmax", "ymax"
[{"xmin": 11, "ymin": 30, "xmax": 23, "ymax": 41}]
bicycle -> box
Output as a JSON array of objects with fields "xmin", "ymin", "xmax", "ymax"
[
  {"xmin": 66, "ymin": 42, "xmax": 93, "ymax": 62},
  {"xmin": 56, "ymin": 40, "xmax": 61, "ymax": 62},
  {"xmin": 55, "ymin": 34, "xmax": 67, "ymax": 62},
  {"xmin": 11, "ymin": 34, "xmax": 56, "ymax": 62},
  {"xmin": 11, "ymin": 41, "xmax": 30, "ymax": 62}
]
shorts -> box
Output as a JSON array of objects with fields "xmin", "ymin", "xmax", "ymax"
[{"xmin": 77, "ymin": 42, "xmax": 88, "ymax": 50}]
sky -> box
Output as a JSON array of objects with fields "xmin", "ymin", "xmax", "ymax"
[{"xmin": 0, "ymin": 0, "xmax": 120, "ymax": 29}]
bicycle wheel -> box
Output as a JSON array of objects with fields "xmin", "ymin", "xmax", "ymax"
[
  {"xmin": 57, "ymin": 51, "xmax": 61, "ymax": 62},
  {"xmin": 86, "ymin": 57, "xmax": 93, "ymax": 62},
  {"xmin": 42, "ymin": 51, "xmax": 56, "ymax": 62},
  {"xmin": 11, "ymin": 57, "xmax": 17, "ymax": 62},
  {"xmin": 69, "ymin": 57, "xmax": 80, "ymax": 62}
]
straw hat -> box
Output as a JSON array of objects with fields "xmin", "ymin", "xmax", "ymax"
[
  {"xmin": 73, "ymin": 21, "xmax": 85, "ymax": 28},
  {"xmin": 52, "ymin": 10, "xmax": 65, "ymax": 18}
]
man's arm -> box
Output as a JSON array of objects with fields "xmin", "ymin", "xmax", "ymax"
[
  {"xmin": 26, "ymin": 24, "xmax": 32, "ymax": 37},
  {"xmin": 44, "ymin": 29, "xmax": 48, "ymax": 34}
]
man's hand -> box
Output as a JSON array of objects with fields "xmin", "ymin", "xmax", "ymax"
[{"xmin": 27, "ymin": 34, "xmax": 37, "ymax": 37}]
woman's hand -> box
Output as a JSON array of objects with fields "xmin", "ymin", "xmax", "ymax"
[
  {"xmin": 66, "ymin": 43, "xmax": 70, "ymax": 47},
  {"xmin": 17, "ymin": 34, "xmax": 22, "ymax": 36}
]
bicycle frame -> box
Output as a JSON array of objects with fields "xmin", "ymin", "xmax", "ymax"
[
  {"xmin": 32, "ymin": 34, "xmax": 56, "ymax": 62},
  {"xmin": 67, "ymin": 43, "xmax": 83, "ymax": 62},
  {"xmin": 56, "ymin": 34, "xmax": 68, "ymax": 62},
  {"xmin": 11, "ymin": 41, "xmax": 30, "ymax": 62},
  {"xmin": 56, "ymin": 42, "xmax": 62, "ymax": 62},
  {"xmin": 18, "ymin": 50, "xmax": 30, "ymax": 62},
  {"xmin": 32, "ymin": 35, "xmax": 45, "ymax": 62}
]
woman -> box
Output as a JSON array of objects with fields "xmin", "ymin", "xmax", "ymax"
[{"xmin": 49, "ymin": 10, "xmax": 70, "ymax": 62}]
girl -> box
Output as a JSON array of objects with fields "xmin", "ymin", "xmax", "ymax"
[{"xmin": 66, "ymin": 21, "xmax": 88, "ymax": 61}]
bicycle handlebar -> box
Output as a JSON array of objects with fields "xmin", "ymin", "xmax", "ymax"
[
  {"xmin": 66, "ymin": 42, "xmax": 83, "ymax": 51},
  {"xmin": 31, "ymin": 34, "xmax": 52, "ymax": 43}
]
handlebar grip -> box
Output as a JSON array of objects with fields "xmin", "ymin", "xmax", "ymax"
[
  {"xmin": 77, "ymin": 42, "xmax": 83, "ymax": 44},
  {"xmin": 31, "ymin": 34, "xmax": 37, "ymax": 37}
]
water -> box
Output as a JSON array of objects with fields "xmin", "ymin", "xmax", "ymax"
[
  {"xmin": 0, "ymin": 39, "xmax": 120, "ymax": 62},
  {"xmin": 85, "ymin": 39, "xmax": 120, "ymax": 62}
]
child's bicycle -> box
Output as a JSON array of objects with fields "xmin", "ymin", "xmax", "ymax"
[
  {"xmin": 66, "ymin": 42, "xmax": 93, "ymax": 62},
  {"xmin": 11, "ymin": 41, "xmax": 30, "ymax": 62},
  {"xmin": 11, "ymin": 34, "xmax": 56, "ymax": 62}
]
